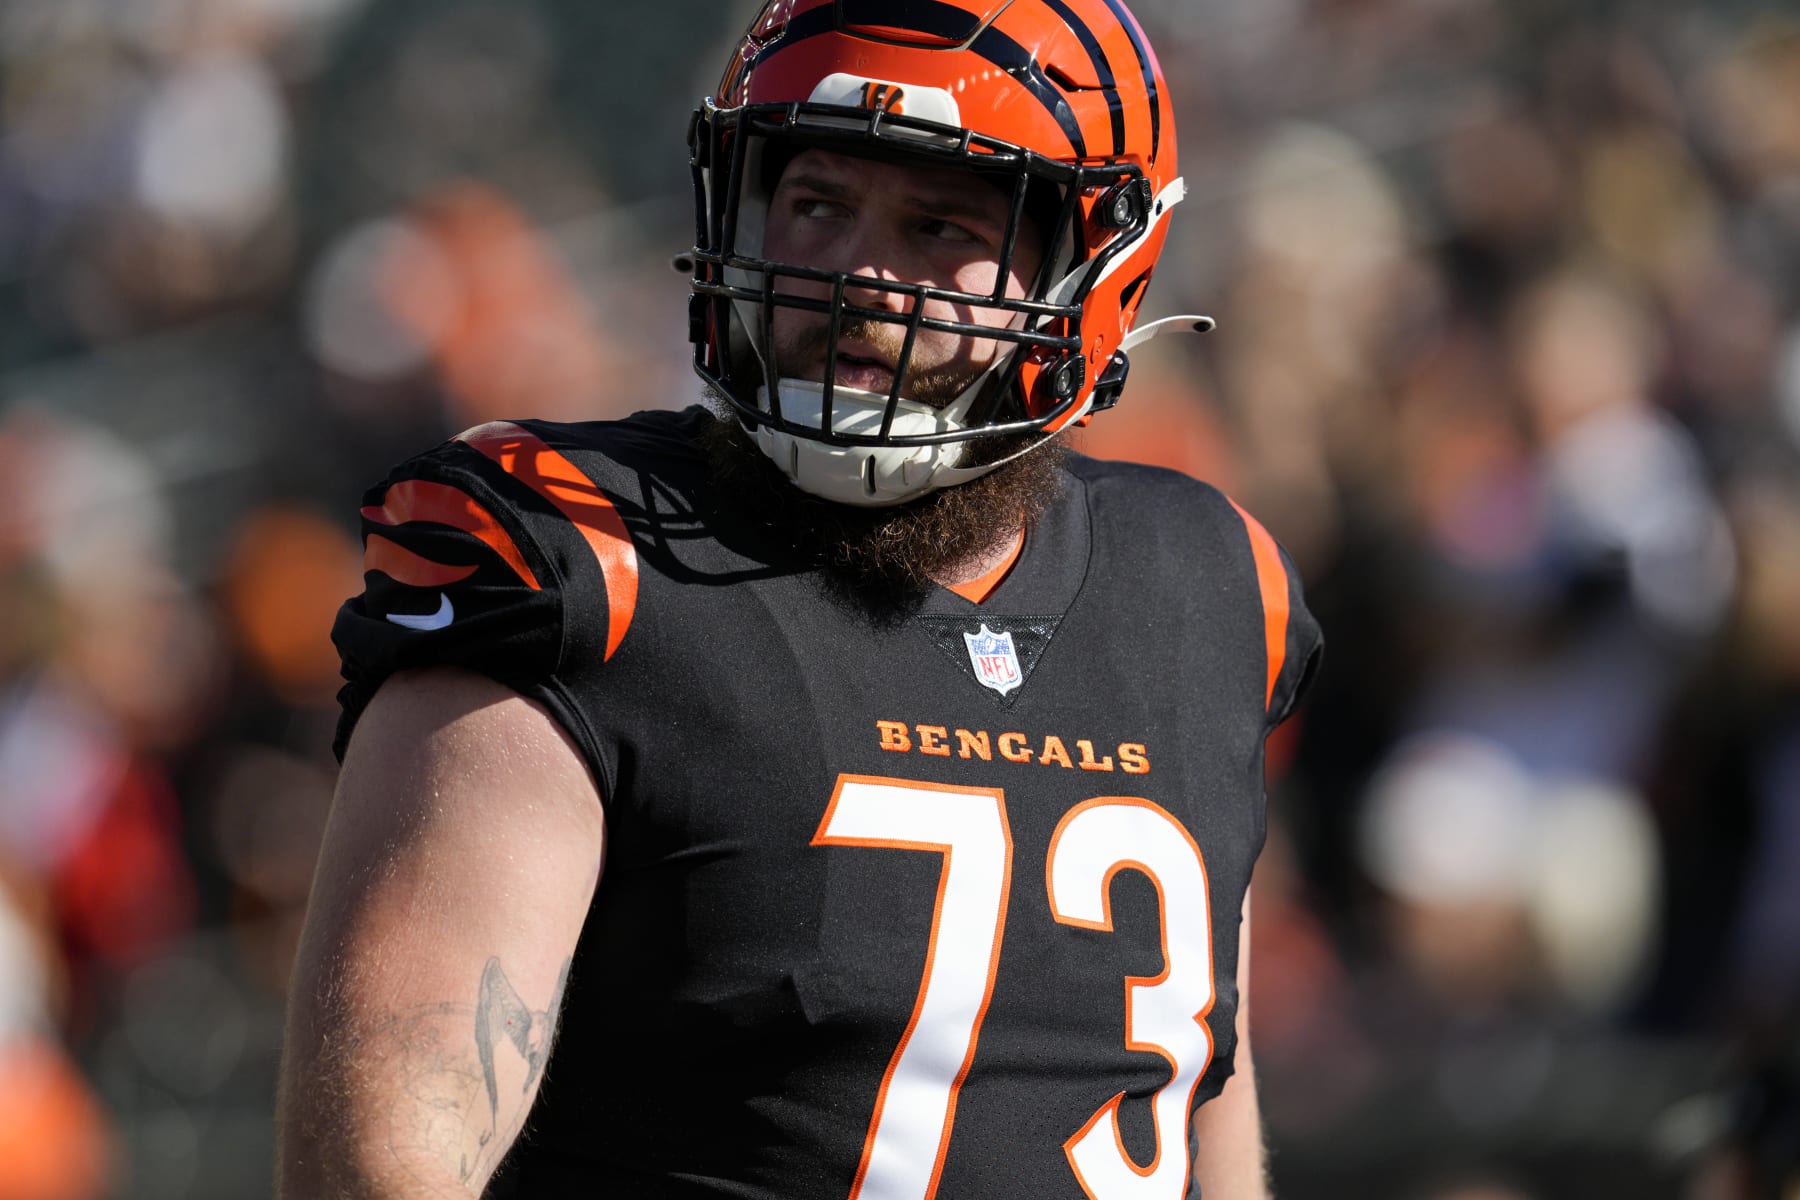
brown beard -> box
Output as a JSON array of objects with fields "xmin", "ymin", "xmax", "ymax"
[{"xmin": 698, "ymin": 409, "xmax": 1068, "ymax": 600}]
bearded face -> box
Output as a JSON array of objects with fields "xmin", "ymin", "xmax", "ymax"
[
  {"xmin": 702, "ymin": 148, "xmax": 1066, "ymax": 592},
  {"xmin": 760, "ymin": 148, "xmax": 1046, "ymax": 412}
]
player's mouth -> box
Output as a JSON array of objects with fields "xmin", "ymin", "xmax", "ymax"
[{"xmin": 829, "ymin": 352, "xmax": 898, "ymax": 395}]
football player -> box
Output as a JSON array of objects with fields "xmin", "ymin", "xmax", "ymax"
[{"xmin": 277, "ymin": 2, "xmax": 1321, "ymax": 1198}]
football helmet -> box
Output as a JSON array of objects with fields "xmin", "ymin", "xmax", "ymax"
[{"xmin": 688, "ymin": 0, "xmax": 1210, "ymax": 505}]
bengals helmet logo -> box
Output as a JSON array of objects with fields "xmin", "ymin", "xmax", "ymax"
[{"xmin": 858, "ymin": 82, "xmax": 906, "ymax": 115}]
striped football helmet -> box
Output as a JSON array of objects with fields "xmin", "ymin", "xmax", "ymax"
[{"xmin": 687, "ymin": 0, "xmax": 1210, "ymax": 505}]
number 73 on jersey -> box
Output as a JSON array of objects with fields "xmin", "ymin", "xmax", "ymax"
[{"xmin": 814, "ymin": 774, "xmax": 1219, "ymax": 1200}]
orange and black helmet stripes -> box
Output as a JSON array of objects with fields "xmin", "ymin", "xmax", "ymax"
[{"xmin": 719, "ymin": 0, "xmax": 1173, "ymax": 174}]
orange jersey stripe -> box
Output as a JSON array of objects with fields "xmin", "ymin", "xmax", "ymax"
[
  {"xmin": 458, "ymin": 422, "xmax": 639, "ymax": 662},
  {"xmin": 1228, "ymin": 500, "xmax": 1289, "ymax": 710},
  {"xmin": 362, "ymin": 479, "xmax": 542, "ymax": 590},
  {"xmin": 945, "ymin": 527, "xmax": 1024, "ymax": 604},
  {"xmin": 363, "ymin": 532, "xmax": 479, "ymax": 588}
]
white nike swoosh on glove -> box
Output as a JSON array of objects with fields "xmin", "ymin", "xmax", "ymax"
[{"xmin": 385, "ymin": 593, "xmax": 454, "ymax": 632}]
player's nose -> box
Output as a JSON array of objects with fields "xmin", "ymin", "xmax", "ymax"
[{"xmin": 835, "ymin": 222, "xmax": 913, "ymax": 316}]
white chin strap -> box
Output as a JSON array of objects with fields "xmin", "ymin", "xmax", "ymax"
[
  {"xmin": 750, "ymin": 379, "xmax": 1010, "ymax": 507},
  {"xmin": 749, "ymin": 312, "xmax": 1219, "ymax": 507}
]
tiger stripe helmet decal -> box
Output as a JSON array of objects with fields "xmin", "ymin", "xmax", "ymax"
[{"xmin": 720, "ymin": 0, "xmax": 1173, "ymax": 171}]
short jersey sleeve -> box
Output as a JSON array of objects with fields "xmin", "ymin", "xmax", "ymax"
[
  {"xmin": 1226, "ymin": 499, "xmax": 1323, "ymax": 732},
  {"xmin": 329, "ymin": 421, "xmax": 634, "ymax": 782},
  {"xmin": 330, "ymin": 436, "xmax": 564, "ymax": 760},
  {"xmin": 1268, "ymin": 545, "xmax": 1322, "ymax": 729}
]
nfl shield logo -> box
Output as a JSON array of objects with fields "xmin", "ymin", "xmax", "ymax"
[{"xmin": 963, "ymin": 624, "xmax": 1023, "ymax": 697}]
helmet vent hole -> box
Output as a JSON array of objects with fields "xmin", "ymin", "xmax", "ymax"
[
  {"xmin": 842, "ymin": 0, "xmax": 980, "ymax": 49},
  {"xmin": 1120, "ymin": 276, "xmax": 1147, "ymax": 314},
  {"xmin": 861, "ymin": 455, "xmax": 877, "ymax": 497}
]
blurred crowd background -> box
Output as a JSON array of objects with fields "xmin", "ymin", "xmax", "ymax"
[{"xmin": 1, "ymin": 0, "xmax": 1797, "ymax": 1196}]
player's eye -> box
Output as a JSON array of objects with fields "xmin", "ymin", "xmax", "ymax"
[
  {"xmin": 792, "ymin": 197, "xmax": 849, "ymax": 221},
  {"xmin": 919, "ymin": 218, "xmax": 984, "ymax": 246}
]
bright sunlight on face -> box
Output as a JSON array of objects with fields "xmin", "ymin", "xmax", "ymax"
[{"xmin": 762, "ymin": 149, "xmax": 1045, "ymax": 406}]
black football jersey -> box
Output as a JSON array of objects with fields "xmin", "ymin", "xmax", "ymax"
[{"xmin": 332, "ymin": 407, "xmax": 1321, "ymax": 1200}]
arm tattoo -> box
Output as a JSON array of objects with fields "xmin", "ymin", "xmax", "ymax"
[{"xmin": 467, "ymin": 957, "xmax": 571, "ymax": 1178}]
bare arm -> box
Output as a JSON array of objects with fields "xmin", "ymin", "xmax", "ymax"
[
  {"xmin": 277, "ymin": 669, "xmax": 604, "ymax": 1199},
  {"xmin": 1190, "ymin": 891, "xmax": 1270, "ymax": 1199}
]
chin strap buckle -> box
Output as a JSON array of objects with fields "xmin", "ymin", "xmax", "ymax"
[
  {"xmin": 1089, "ymin": 315, "xmax": 1216, "ymax": 415},
  {"xmin": 1089, "ymin": 352, "xmax": 1130, "ymax": 414}
]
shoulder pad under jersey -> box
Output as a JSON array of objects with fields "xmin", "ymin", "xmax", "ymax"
[{"xmin": 330, "ymin": 420, "xmax": 639, "ymax": 767}]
